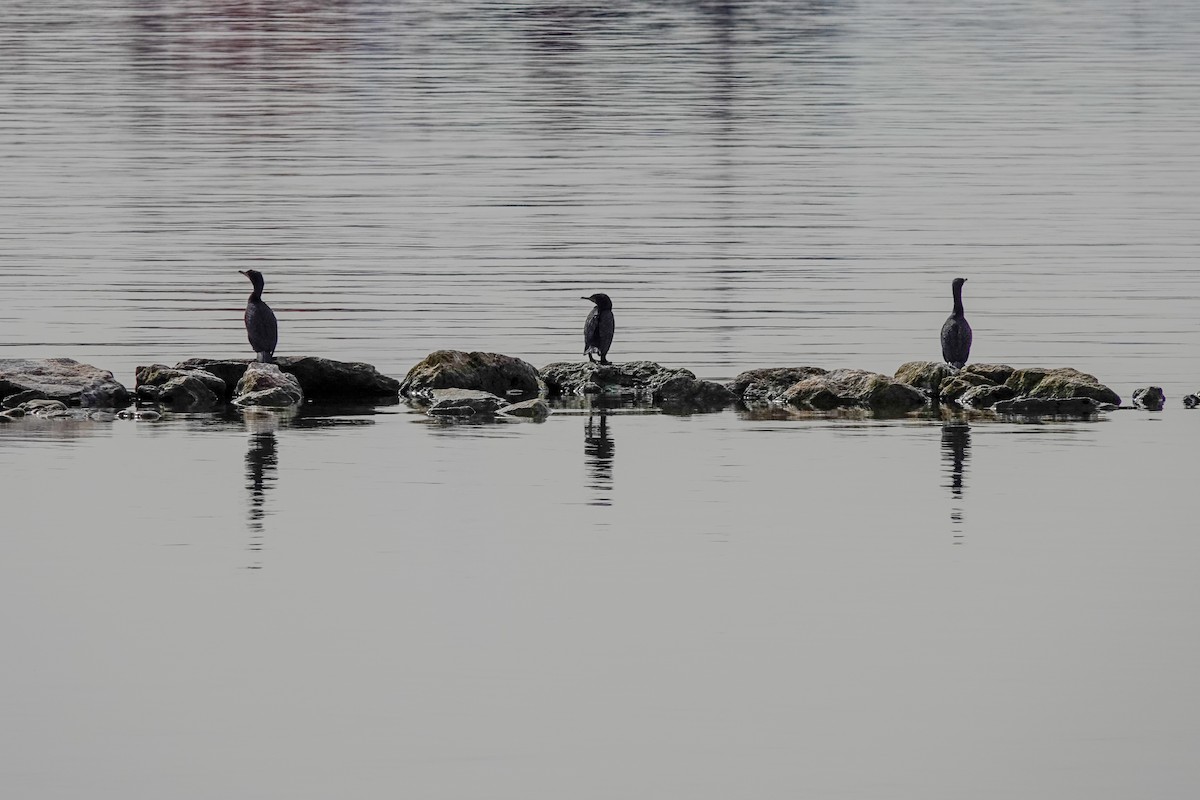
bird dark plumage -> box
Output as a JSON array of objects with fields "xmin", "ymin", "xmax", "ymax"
[
  {"xmin": 582, "ymin": 293, "xmax": 615, "ymax": 365},
  {"xmin": 940, "ymin": 277, "xmax": 972, "ymax": 369},
  {"xmin": 240, "ymin": 269, "xmax": 278, "ymax": 363}
]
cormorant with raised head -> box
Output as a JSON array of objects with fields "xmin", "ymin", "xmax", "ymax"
[
  {"xmin": 582, "ymin": 293, "xmax": 614, "ymax": 365},
  {"xmin": 940, "ymin": 277, "xmax": 972, "ymax": 369},
  {"xmin": 240, "ymin": 269, "xmax": 278, "ymax": 363}
]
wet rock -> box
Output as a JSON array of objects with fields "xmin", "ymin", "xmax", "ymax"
[
  {"xmin": 3, "ymin": 389, "xmax": 48, "ymax": 408},
  {"xmin": 0, "ymin": 358, "xmax": 130, "ymax": 407},
  {"xmin": 728, "ymin": 367, "xmax": 830, "ymax": 403},
  {"xmin": 233, "ymin": 363, "xmax": 304, "ymax": 408},
  {"xmin": 937, "ymin": 371, "xmax": 994, "ymax": 405},
  {"xmin": 500, "ymin": 398, "xmax": 552, "ymax": 419},
  {"xmin": 176, "ymin": 356, "xmax": 399, "ymax": 401},
  {"xmin": 274, "ymin": 356, "xmax": 400, "ymax": 399},
  {"xmin": 0, "ymin": 407, "xmax": 25, "ymax": 419},
  {"xmin": 1185, "ymin": 394, "xmax": 1200, "ymax": 409},
  {"xmin": 135, "ymin": 365, "xmax": 227, "ymax": 410},
  {"xmin": 993, "ymin": 396, "xmax": 1104, "ymax": 416},
  {"xmin": 1005, "ymin": 368, "xmax": 1121, "ymax": 405},
  {"xmin": 1132, "ymin": 386, "xmax": 1165, "ymax": 411},
  {"xmin": 962, "ymin": 363, "xmax": 1016, "ymax": 385},
  {"xmin": 958, "ymin": 383, "xmax": 1018, "ymax": 409},
  {"xmin": 400, "ymin": 350, "xmax": 541, "ymax": 400},
  {"xmin": 782, "ymin": 369, "xmax": 927, "ymax": 413},
  {"xmin": 894, "ymin": 361, "xmax": 955, "ymax": 395},
  {"xmin": 20, "ymin": 399, "xmax": 69, "ymax": 416},
  {"xmin": 425, "ymin": 388, "xmax": 510, "ymax": 417},
  {"xmin": 542, "ymin": 361, "xmax": 734, "ymax": 409},
  {"xmin": 173, "ymin": 359, "xmax": 249, "ymax": 397}
]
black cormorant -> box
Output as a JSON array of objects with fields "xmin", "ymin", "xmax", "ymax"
[
  {"xmin": 240, "ymin": 269, "xmax": 278, "ymax": 363},
  {"xmin": 582, "ymin": 293, "xmax": 614, "ymax": 365},
  {"xmin": 940, "ymin": 277, "xmax": 972, "ymax": 369}
]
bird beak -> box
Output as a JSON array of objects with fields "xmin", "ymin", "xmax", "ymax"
[
  {"xmin": 239, "ymin": 270, "xmax": 247, "ymax": 276},
  {"xmin": 580, "ymin": 296, "xmax": 590, "ymax": 301}
]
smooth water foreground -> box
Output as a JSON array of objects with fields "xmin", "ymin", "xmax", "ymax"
[{"xmin": 3, "ymin": 0, "xmax": 1200, "ymax": 797}]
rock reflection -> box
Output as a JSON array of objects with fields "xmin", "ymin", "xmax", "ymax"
[
  {"xmin": 584, "ymin": 413, "xmax": 615, "ymax": 507},
  {"xmin": 941, "ymin": 420, "xmax": 970, "ymax": 543},
  {"xmin": 244, "ymin": 412, "xmax": 280, "ymax": 569}
]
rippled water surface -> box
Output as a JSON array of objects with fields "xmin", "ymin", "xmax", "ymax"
[{"xmin": 3, "ymin": 1, "xmax": 1200, "ymax": 797}]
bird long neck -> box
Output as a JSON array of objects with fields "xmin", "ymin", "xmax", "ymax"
[
  {"xmin": 952, "ymin": 284, "xmax": 965, "ymax": 316},
  {"xmin": 248, "ymin": 285, "xmax": 263, "ymax": 303}
]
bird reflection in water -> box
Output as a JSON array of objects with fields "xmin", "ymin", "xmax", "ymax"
[
  {"xmin": 244, "ymin": 411, "xmax": 281, "ymax": 569},
  {"xmin": 941, "ymin": 420, "xmax": 971, "ymax": 543},
  {"xmin": 585, "ymin": 413, "xmax": 615, "ymax": 507}
]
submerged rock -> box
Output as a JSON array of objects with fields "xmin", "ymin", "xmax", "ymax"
[
  {"xmin": 401, "ymin": 351, "xmax": 541, "ymax": 400},
  {"xmin": 783, "ymin": 369, "xmax": 926, "ymax": 413},
  {"xmin": 424, "ymin": 388, "xmax": 510, "ymax": 417},
  {"xmin": 993, "ymin": 396, "xmax": 1105, "ymax": 416},
  {"xmin": 2, "ymin": 389, "xmax": 48, "ymax": 409},
  {"xmin": 1132, "ymin": 386, "xmax": 1165, "ymax": 411},
  {"xmin": 0, "ymin": 358, "xmax": 130, "ymax": 408},
  {"xmin": 234, "ymin": 363, "xmax": 304, "ymax": 408},
  {"xmin": 500, "ymin": 398, "xmax": 552, "ymax": 419},
  {"xmin": 541, "ymin": 361, "xmax": 735, "ymax": 410},
  {"xmin": 1005, "ymin": 367, "xmax": 1121, "ymax": 405},
  {"xmin": 728, "ymin": 367, "xmax": 830, "ymax": 403}
]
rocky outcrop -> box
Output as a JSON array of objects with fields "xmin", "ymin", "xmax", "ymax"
[
  {"xmin": 727, "ymin": 367, "xmax": 830, "ymax": 403},
  {"xmin": 541, "ymin": 361, "xmax": 735, "ymax": 409},
  {"xmin": 136, "ymin": 364, "xmax": 227, "ymax": 410},
  {"xmin": 782, "ymin": 369, "xmax": 926, "ymax": 413},
  {"xmin": 0, "ymin": 358, "xmax": 130, "ymax": 408},
  {"xmin": 1131, "ymin": 387, "xmax": 1165, "ymax": 410},
  {"xmin": 400, "ymin": 351, "xmax": 541, "ymax": 400},
  {"xmin": 892, "ymin": 362, "xmax": 1120, "ymax": 413},
  {"xmin": 233, "ymin": 363, "xmax": 304, "ymax": 407}
]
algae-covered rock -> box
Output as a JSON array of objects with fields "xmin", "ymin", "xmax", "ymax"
[
  {"xmin": 541, "ymin": 360, "xmax": 734, "ymax": 409},
  {"xmin": 728, "ymin": 367, "xmax": 830, "ymax": 403},
  {"xmin": 0, "ymin": 358, "xmax": 130, "ymax": 407},
  {"xmin": 1006, "ymin": 367, "xmax": 1121, "ymax": 405},
  {"xmin": 401, "ymin": 351, "xmax": 541, "ymax": 400},
  {"xmin": 1132, "ymin": 387, "xmax": 1165, "ymax": 411},
  {"xmin": 894, "ymin": 361, "xmax": 955, "ymax": 394},
  {"xmin": 783, "ymin": 369, "xmax": 926, "ymax": 413},
  {"xmin": 993, "ymin": 396, "xmax": 1105, "ymax": 416},
  {"xmin": 234, "ymin": 363, "xmax": 304, "ymax": 408}
]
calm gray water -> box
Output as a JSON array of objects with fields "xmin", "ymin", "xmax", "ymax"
[{"xmin": 3, "ymin": 1, "xmax": 1200, "ymax": 797}]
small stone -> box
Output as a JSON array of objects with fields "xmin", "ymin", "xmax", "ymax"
[
  {"xmin": 1185, "ymin": 394, "xmax": 1200, "ymax": 409},
  {"xmin": 234, "ymin": 363, "xmax": 304, "ymax": 408},
  {"xmin": 501, "ymin": 398, "xmax": 552, "ymax": 419},
  {"xmin": 21, "ymin": 399, "xmax": 69, "ymax": 415},
  {"xmin": 3, "ymin": 389, "xmax": 48, "ymax": 409},
  {"xmin": 1131, "ymin": 387, "xmax": 1165, "ymax": 411},
  {"xmin": 1, "ymin": 407, "xmax": 26, "ymax": 419},
  {"xmin": 894, "ymin": 361, "xmax": 955, "ymax": 395},
  {"xmin": 959, "ymin": 383, "xmax": 1017, "ymax": 409},
  {"xmin": 136, "ymin": 410, "xmax": 162, "ymax": 421}
]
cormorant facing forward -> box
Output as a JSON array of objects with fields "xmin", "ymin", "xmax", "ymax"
[
  {"xmin": 240, "ymin": 269, "xmax": 278, "ymax": 363},
  {"xmin": 940, "ymin": 277, "xmax": 972, "ymax": 369},
  {"xmin": 582, "ymin": 293, "xmax": 614, "ymax": 365}
]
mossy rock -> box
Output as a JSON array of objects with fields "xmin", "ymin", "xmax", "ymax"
[
  {"xmin": 961, "ymin": 363, "xmax": 1015, "ymax": 385},
  {"xmin": 784, "ymin": 369, "xmax": 926, "ymax": 413},
  {"xmin": 894, "ymin": 361, "xmax": 955, "ymax": 393}
]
